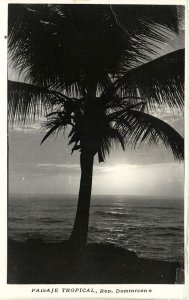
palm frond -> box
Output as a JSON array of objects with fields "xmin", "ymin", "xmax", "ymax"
[
  {"xmin": 8, "ymin": 4, "xmax": 184, "ymax": 164},
  {"xmin": 110, "ymin": 5, "xmax": 181, "ymax": 68},
  {"xmin": 96, "ymin": 121, "xmax": 126, "ymax": 162},
  {"xmin": 111, "ymin": 5, "xmax": 180, "ymax": 39},
  {"xmin": 114, "ymin": 109, "xmax": 184, "ymax": 160},
  {"xmin": 103, "ymin": 49, "xmax": 184, "ymax": 110},
  {"xmin": 40, "ymin": 124, "xmax": 60, "ymax": 145},
  {"xmin": 8, "ymin": 80, "xmax": 77, "ymax": 123},
  {"xmin": 41, "ymin": 110, "xmax": 72, "ymax": 144},
  {"xmin": 108, "ymin": 127, "xmax": 125, "ymax": 150},
  {"xmin": 100, "ymin": 136, "xmax": 111, "ymax": 160},
  {"xmin": 68, "ymin": 125, "xmax": 81, "ymax": 154},
  {"xmin": 8, "ymin": 4, "xmax": 182, "ymax": 90}
]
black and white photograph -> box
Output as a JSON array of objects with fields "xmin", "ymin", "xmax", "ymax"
[{"xmin": 2, "ymin": 0, "xmax": 187, "ymax": 296}]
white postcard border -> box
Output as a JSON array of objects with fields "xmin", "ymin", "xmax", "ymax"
[{"xmin": 0, "ymin": 0, "xmax": 188, "ymax": 299}]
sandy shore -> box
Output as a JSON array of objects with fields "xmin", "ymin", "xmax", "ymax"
[{"xmin": 8, "ymin": 238, "xmax": 181, "ymax": 284}]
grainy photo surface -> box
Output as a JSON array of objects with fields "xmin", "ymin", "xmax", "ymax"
[{"xmin": 7, "ymin": 4, "xmax": 185, "ymax": 285}]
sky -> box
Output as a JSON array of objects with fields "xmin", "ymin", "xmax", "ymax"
[
  {"xmin": 8, "ymin": 110, "xmax": 184, "ymax": 198},
  {"xmin": 8, "ymin": 6, "xmax": 185, "ymax": 198}
]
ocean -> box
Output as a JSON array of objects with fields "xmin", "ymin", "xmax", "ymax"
[{"xmin": 8, "ymin": 194, "xmax": 184, "ymax": 263}]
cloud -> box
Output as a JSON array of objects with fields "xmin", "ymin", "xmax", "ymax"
[
  {"xmin": 37, "ymin": 163, "xmax": 127, "ymax": 174},
  {"xmin": 130, "ymin": 161, "xmax": 184, "ymax": 168},
  {"xmin": 37, "ymin": 163, "xmax": 80, "ymax": 171},
  {"xmin": 9, "ymin": 159, "xmax": 184, "ymax": 197},
  {"xmin": 36, "ymin": 160, "xmax": 185, "ymax": 171},
  {"xmin": 9, "ymin": 123, "xmax": 41, "ymax": 133}
]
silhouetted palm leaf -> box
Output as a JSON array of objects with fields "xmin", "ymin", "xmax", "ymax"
[
  {"xmin": 113, "ymin": 109, "xmax": 184, "ymax": 160},
  {"xmin": 8, "ymin": 4, "xmax": 184, "ymax": 162},
  {"xmin": 42, "ymin": 100, "xmax": 184, "ymax": 162},
  {"xmin": 40, "ymin": 124, "xmax": 60, "ymax": 145},
  {"xmin": 103, "ymin": 49, "xmax": 184, "ymax": 110},
  {"xmin": 8, "ymin": 4, "xmax": 181, "ymax": 90},
  {"xmin": 8, "ymin": 80, "xmax": 70, "ymax": 123}
]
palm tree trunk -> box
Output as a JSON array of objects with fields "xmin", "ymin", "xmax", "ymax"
[{"xmin": 69, "ymin": 150, "xmax": 94, "ymax": 251}]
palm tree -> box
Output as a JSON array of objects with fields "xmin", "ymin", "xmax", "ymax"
[{"xmin": 8, "ymin": 4, "xmax": 184, "ymax": 250}]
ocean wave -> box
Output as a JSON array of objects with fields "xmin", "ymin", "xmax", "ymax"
[
  {"xmin": 128, "ymin": 226, "xmax": 183, "ymax": 232},
  {"xmin": 89, "ymin": 226, "xmax": 106, "ymax": 233},
  {"xmin": 157, "ymin": 232, "xmax": 179, "ymax": 237},
  {"xmin": 89, "ymin": 225, "xmax": 124, "ymax": 234},
  {"xmin": 135, "ymin": 206, "xmax": 181, "ymax": 210},
  {"xmin": 39, "ymin": 218, "xmax": 65, "ymax": 224},
  {"xmin": 9, "ymin": 217, "xmax": 24, "ymax": 222},
  {"xmin": 93, "ymin": 211, "xmax": 132, "ymax": 218}
]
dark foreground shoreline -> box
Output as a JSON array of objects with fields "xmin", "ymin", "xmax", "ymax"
[{"xmin": 8, "ymin": 238, "xmax": 182, "ymax": 284}]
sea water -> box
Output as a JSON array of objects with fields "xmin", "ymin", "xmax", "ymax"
[{"xmin": 8, "ymin": 194, "xmax": 184, "ymax": 262}]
